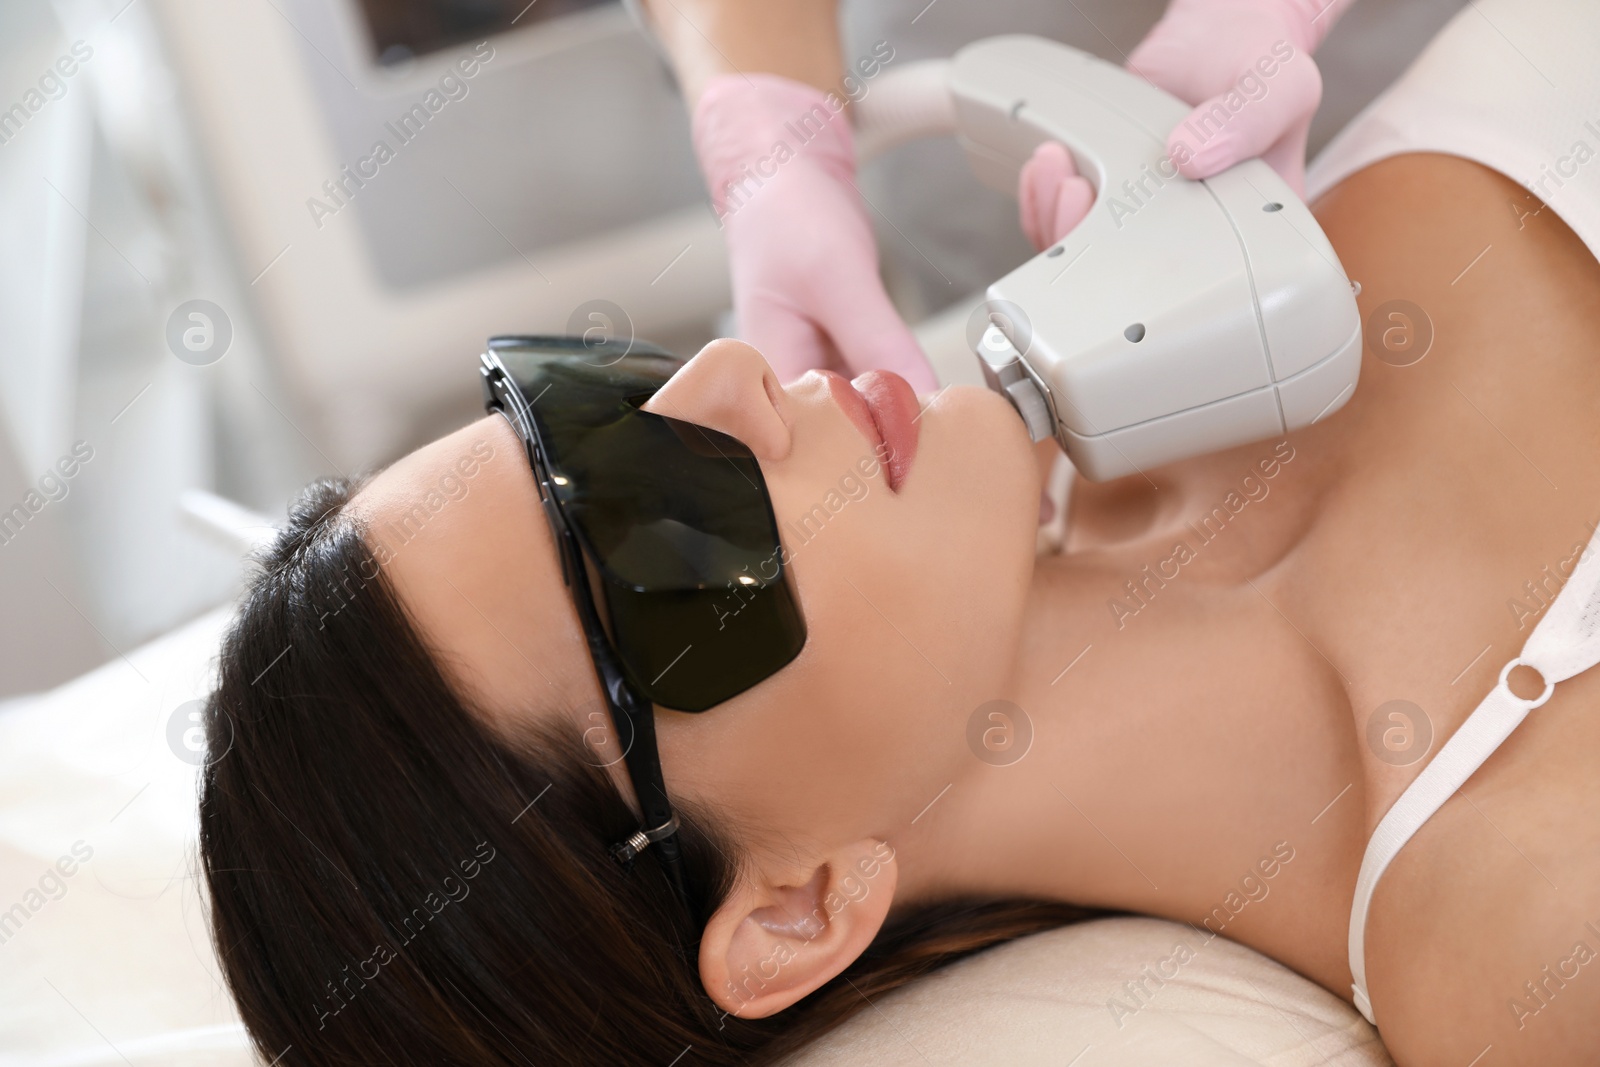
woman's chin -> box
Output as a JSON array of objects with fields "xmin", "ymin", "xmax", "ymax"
[
  {"xmin": 910, "ymin": 383, "xmax": 1043, "ymax": 540},
  {"xmin": 921, "ymin": 382, "xmax": 1035, "ymax": 448}
]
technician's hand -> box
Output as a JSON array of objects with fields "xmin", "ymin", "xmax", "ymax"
[
  {"xmin": 1018, "ymin": 142, "xmax": 1096, "ymax": 252},
  {"xmin": 1016, "ymin": 0, "xmax": 1354, "ymax": 248},
  {"xmin": 693, "ymin": 74, "xmax": 939, "ymax": 391},
  {"xmin": 1127, "ymin": 0, "xmax": 1356, "ymax": 196}
]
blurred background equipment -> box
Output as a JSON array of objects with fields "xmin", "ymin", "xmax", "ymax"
[{"xmin": 0, "ymin": 0, "xmax": 721, "ymax": 696}]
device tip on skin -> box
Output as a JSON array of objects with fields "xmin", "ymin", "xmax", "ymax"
[{"xmin": 974, "ymin": 323, "xmax": 1056, "ymax": 444}]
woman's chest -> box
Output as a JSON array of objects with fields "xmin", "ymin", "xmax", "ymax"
[
  {"xmin": 1022, "ymin": 466, "xmax": 1363, "ymax": 984},
  {"xmin": 1032, "ymin": 414, "xmax": 1600, "ymax": 990}
]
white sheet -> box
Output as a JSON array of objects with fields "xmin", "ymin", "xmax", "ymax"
[{"xmin": 0, "ymin": 605, "xmax": 251, "ymax": 1066}]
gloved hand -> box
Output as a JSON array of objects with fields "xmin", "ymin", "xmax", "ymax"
[
  {"xmin": 1017, "ymin": 0, "xmax": 1355, "ymax": 250},
  {"xmin": 1018, "ymin": 142, "xmax": 1096, "ymax": 252},
  {"xmin": 1126, "ymin": 0, "xmax": 1355, "ymax": 196},
  {"xmin": 693, "ymin": 73, "xmax": 939, "ymax": 392}
]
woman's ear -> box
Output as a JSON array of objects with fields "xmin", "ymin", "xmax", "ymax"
[{"xmin": 698, "ymin": 838, "xmax": 898, "ymax": 1019}]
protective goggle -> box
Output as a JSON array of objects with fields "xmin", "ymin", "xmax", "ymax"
[{"xmin": 479, "ymin": 335, "xmax": 806, "ymax": 901}]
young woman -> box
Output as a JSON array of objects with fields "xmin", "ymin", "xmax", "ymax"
[{"xmin": 199, "ymin": 8, "xmax": 1600, "ymax": 1067}]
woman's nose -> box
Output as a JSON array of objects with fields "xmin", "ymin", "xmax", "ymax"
[{"xmin": 643, "ymin": 338, "xmax": 793, "ymax": 462}]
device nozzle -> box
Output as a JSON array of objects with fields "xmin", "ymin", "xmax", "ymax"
[{"xmin": 973, "ymin": 324, "xmax": 1055, "ymax": 443}]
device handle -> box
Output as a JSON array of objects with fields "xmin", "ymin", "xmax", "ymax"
[
  {"xmin": 852, "ymin": 60, "xmax": 958, "ymax": 160},
  {"xmin": 945, "ymin": 35, "xmax": 1188, "ymax": 200},
  {"xmin": 856, "ymin": 40, "xmax": 1188, "ymax": 191}
]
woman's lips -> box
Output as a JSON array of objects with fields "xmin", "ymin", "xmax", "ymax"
[{"xmin": 820, "ymin": 370, "xmax": 920, "ymax": 492}]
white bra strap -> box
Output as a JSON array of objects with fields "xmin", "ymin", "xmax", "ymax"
[
  {"xmin": 1346, "ymin": 661, "xmax": 1550, "ymax": 1023},
  {"xmin": 1348, "ymin": 531, "xmax": 1600, "ymax": 1026}
]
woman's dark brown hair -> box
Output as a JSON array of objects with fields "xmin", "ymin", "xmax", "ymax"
[{"xmin": 200, "ymin": 476, "xmax": 1093, "ymax": 1066}]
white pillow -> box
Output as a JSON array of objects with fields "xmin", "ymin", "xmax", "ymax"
[{"xmin": 787, "ymin": 917, "xmax": 1391, "ymax": 1066}]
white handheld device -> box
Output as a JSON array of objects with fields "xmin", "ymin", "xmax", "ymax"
[{"xmin": 874, "ymin": 37, "xmax": 1362, "ymax": 480}]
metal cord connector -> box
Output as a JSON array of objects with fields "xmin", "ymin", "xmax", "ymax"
[{"xmin": 609, "ymin": 813, "xmax": 680, "ymax": 867}]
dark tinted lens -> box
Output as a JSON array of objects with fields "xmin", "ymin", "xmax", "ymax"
[{"xmin": 489, "ymin": 338, "xmax": 805, "ymax": 712}]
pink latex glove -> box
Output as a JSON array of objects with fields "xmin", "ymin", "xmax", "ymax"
[
  {"xmin": 1018, "ymin": 0, "xmax": 1356, "ymax": 250},
  {"xmin": 693, "ymin": 73, "xmax": 938, "ymax": 392},
  {"xmin": 1018, "ymin": 142, "xmax": 1096, "ymax": 252},
  {"xmin": 1126, "ymin": 0, "xmax": 1357, "ymax": 196}
]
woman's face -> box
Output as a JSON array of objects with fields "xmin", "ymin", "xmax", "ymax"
[{"xmin": 350, "ymin": 338, "xmax": 1039, "ymax": 880}]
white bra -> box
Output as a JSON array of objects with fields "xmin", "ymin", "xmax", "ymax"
[{"xmin": 1347, "ymin": 528, "xmax": 1600, "ymax": 1024}]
